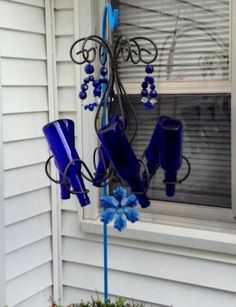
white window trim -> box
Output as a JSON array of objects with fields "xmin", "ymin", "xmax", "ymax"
[
  {"xmin": 76, "ymin": 0, "xmax": 236, "ymax": 259},
  {"xmin": 123, "ymin": 80, "xmax": 231, "ymax": 95}
]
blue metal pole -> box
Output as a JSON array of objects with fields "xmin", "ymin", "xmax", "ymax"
[
  {"xmin": 101, "ymin": 1, "xmax": 119, "ymax": 303},
  {"xmin": 103, "ymin": 220, "xmax": 108, "ymax": 303},
  {"xmin": 101, "ymin": 3, "xmax": 109, "ymax": 304}
]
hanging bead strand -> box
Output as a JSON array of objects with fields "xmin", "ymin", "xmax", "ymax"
[{"xmin": 140, "ymin": 64, "xmax": 158, "ymax": 110}]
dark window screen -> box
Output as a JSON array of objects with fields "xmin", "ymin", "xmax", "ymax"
[{"xmin": 124, "ymin": 94, "xmax": 231, "ymax": 208}]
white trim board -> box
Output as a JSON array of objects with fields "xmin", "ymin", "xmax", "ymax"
[
  {"xmin": 45, "ymin": 0, "xmax": 62, "ymax": 303},
  {"xmin": 231, "ymin": 0, "xmax": 236, "ymax": 216},
  {"xmin": 124, "ymin": 80, "xmax": 231, "ymax": 95},
  {"xmin": 0, "ymin": 32, "xmax": 6, "ymax": 307},
  {"xmin": 80, "ymin": 218, "xmax": 236, "ymax": 257}
]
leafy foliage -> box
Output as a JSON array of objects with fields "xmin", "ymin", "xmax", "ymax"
[{"xmin": 49, "ymin": 296, "xmax": 145, "ymax": 307}]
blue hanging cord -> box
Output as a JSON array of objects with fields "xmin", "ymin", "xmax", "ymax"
[
  {"xmin": 101, "ymin": 1, "xmax": 119, "ymax": 304},
  {"xmin": 102, "ymin": 1, "xmax": 119, "ymax": 40}
]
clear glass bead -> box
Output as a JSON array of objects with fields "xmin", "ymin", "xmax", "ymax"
[
  {"xmin": 150, "ymin": 98, "xmax": 157, "ymax": 105},
  {"xmin": 141, "ymin": 97, "xmax": 148, "ymax": 103}
]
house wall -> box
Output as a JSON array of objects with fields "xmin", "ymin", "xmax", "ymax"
[
  {"xmin": 0, "ymin": 1, "xmax": 236, "ymax": 307},
  {"xmin": 0, "ymin": 0, "xmax": 54, "ymax": 306},
  {"xmin": 59, "ymin": 1, "xmax": 236, "ymax": 307}
]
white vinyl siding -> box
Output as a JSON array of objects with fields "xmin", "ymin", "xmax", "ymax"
[
  {"xmin": 0, "ymin": 0, "xmax": 53, "ymax": 305},
  {"xmin": 55, "ymin": 0, "xmax": 77, "ymax": 123},
  {"xmin": 62, "ymin": 210, "xmax": 236, "ymax": 307}
]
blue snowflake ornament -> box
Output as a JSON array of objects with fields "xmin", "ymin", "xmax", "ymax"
[{"xmin": 101, "ymin": 186, "xmax": 141, "ymax": 231}]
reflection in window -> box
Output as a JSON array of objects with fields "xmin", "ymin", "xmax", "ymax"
[
  {"xmin": 125, "ymin": 94, "xmax": 231, "ymax": 208},
  {"xmin": 114, "ymin": 0, "xmax": 231, "ymax": 208},
  {"xmin": 117, "ymin": 0, "xmax": 230, "ymax": 82}
]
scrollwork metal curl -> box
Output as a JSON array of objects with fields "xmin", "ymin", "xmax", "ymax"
[
  {"xmin": 115, "ymin": 36, "xmax": 158, "ymax": 65},
  {"xmin": 68, "ymin": 33, "xmax": 161, "ymax": 191},
  {"xmin": 70, "ymin": 34, "xmax": 159, "ymax": 68},
  {"xmin": 131, "ymin": 37, "xmax": 158, "ymax": 64},
  {"xmin": 70, "ymin": 35, "xmax": 113, "ymax": 66},
  {"xmin": 42, "ymin": 32, "xmax": 192, "ymax": 203},
  {"xmin": 70, "ymin": 41, "xmax": 95, "ymax": 65}
]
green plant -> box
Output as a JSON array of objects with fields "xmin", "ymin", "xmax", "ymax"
[{"xmin": 49, "ymin": 296, "xmax": 145, "ymax": 307}]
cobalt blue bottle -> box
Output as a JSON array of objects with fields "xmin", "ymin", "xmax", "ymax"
[
  {"xmin": 142, "ymin": 116, "xmax": 170, "ymax": 188},
  {"xmin": 43, "ymin": 119, "xmax": 90, "ymax": 207},
  {"xmin": 94, "ymin": 115, "xmax": 125, "ymax": 185},
  {"xmin": 58, "ymin": 119, "xmax": 75, "ymax": 199},
  {"xmin": 94, "ymin": 145, "xmax": 110, "ymax": 185},
  {"xmin": 159, "ymin": 118, "xmax": 183, "ymax": 197},
  {"xmin": 98, "ymin": 121, "xmax": 150, "ymax": 208}
]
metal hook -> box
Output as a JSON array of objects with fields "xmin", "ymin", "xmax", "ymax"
[{"xmin": 102, "ymin": 1, "xmax": 119, "ymax": 38}]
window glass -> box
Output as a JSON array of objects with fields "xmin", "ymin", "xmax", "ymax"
[
  {"xmin": 125, "ymin": 94, "xmax": 231, "ymax": 208},
  {"xmin": 117, "ymin": 0, "xmax": 230, "ymax": 82},
  {"xmin": 112, "ymin": 0, "xmax": 232, "ymax": 208}
]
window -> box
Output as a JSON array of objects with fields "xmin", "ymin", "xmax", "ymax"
[
  {"xmin": 114, "ymin": 0, "xmax": 233, "ymax": 211},
  {"xmin": 124, "ymin": 94, "xmax": 231, "ymax": 208},
  {"xmin": 79, "ymin": 0, "xmax": 236, "ymax": 253}
]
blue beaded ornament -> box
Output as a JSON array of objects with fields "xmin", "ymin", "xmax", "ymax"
[
  {"xmin": 84, "ymin": 63, "xmax": 94, "ymax": 74},
  {"xmin": 78, "ymin": 63, "xmax": 108, "ymax": 111},
  {"xmin": 100, "ymin": 66, "xmax": 108, "ymax": 76},
  {"xmin": 141, "ymin": 64, "xmax": 158, "ymax": 110}
]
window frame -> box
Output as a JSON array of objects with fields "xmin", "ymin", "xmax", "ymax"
[{"xmin": 76, "ymin": 0, "xmax": 236, "ymax": 253}]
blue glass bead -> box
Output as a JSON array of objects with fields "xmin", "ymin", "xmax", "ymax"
[
  {"xmin": 100, "ymin": 67, "xmax": 108, "ymax": 76},
  {"xmin": 79, "ymin": 91, "xmax": 87, "ymax": 100},
  {"xmin": 141, "ymin": 89, "xmax": 148, "ymax": 97},
  {"xmin": 93, "ymin": 102, "xmax": 98, "ymax": 107},
  {"xmin": 93, "ymin": 80, "xmax": 100, "ymax": 88},
  {"xmin": 84, "ymin": 105, "xmax": 88, "ymax": 110},
  {"xmin": 150, "ymin": 90, "xmax": 157, "ymax": 98},
  {"xmin": 85, "ymin": 64, "xmax": 94, "ymax": 74},
  {"xmin": 145, "ymin": 64, "xmax": 154, "ymax": 74},
  {"xmin": 94, "ymin": 88, "xmax": 101, "ymax": 97},
  {"xmin": 81, "ymin": 83, "xmax": 88, "ymax": 91},
  {"xmin": 150, "ymin": 84, "xmax": 156, "ymax": 90},
  {"xmin": 100, "ymin": 78, "xmax": 108, "ymax": 84},
  {"xmin": 141, "ymin": 81, "xmax": 148, "ymax": 89},
  {"xmin": 147, "ymin": 76, "xmax": 155, "ymax": 84},
  {"xmin": 88, "ymin": 104, "xmax": 94, "ymax": 111},
  {"xmin": 84, "ymin": 78, "xmax": 89, "ymax": 84},
  {"xmin": 144, "ymin": 76, "xmax": 149, "ymax": 83},
  {"xmin": 89, "ymin": 75, "xmax": 94, "ymax": 81},
  {"xmin": 144, "ymin": 102, "xmax": 154, "ymax": 110}
]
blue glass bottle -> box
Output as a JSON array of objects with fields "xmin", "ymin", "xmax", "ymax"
[
  {"xmin": 98, "ymin": 121, "xmax": 150, "ymax": 208},
  {"xmin": 142, "ymin": 116, "xmax": 170, "ymax": 188},
  {"xmin": 94, "ymin": 115, "xmax": 125, "ymax": 185},
  {"xmin": 43, "ymin": 119, "xmax": 90, "ymax": 207},
  {"xmin": 58, "ymin": 119, "xmax": 74, "ymax": 199},
  {"xmin": 159, "ymin": 118, "xmax": 183, "ymax": 197},
  {"xmin": 94, "ymin": 145, "xmax": 110, "ymax": 185}
]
